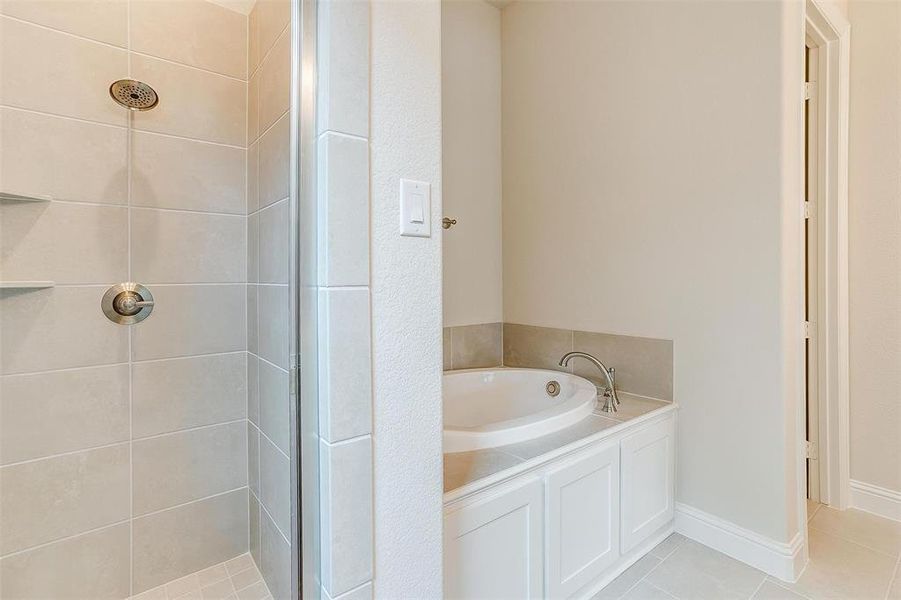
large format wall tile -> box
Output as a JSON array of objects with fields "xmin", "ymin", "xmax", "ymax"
[
  {"xmin": 318, "ymin": 288, "xmax": 371, "ymax": 443},
  {"xmin": 259, "ymin": 112, "xmax": 290, "ymax": 209},
  {"xmin": 248, "ymin": 353, "xmax": 261, "ymax": 425},
  {"xmin": 132, "ymin": 131, "xmax": 246, "ymax": 214},
  {"xmin": 503, "ymin": 322, "xmax": 573, "ymax": 372},
  {"xmin": 259, "ymin": 358, "xmax": 289, "ymax": 454},
  {"xmin": 449, "ymin": 322, "xmax": 502, "ymax": 370},
  {"xmin": 0, "ymin": 444, "xmax": 129, "ymax": 555},
  {"xmin": 259, "ymin": 435, "xmax": 290, "ymax": 538},
  {"xmin": 131, "ymin": 54, "xmax": 246, "ymax": 146},
  {"xmin": 0, "ymin": 17, "xmax": 126, "ymax": 125},
  {"xmin": 249, "ymin": 491, "xmax": 262, "ymax": 568},
  {"xmin": 0, "ymin": 523, "xmax": 131, "ymax": 600},
  {"xmin": 130, "ymin": 0, "xmax": 247, "ymax": 79},
  {"xmin": 258, "ymin": 29, "xmax": 290, "ymax": 134},
  {"xmin": 0, "ymin": 201, "xmax": 128, "ymax": 284},
  {"xmin": 131, "ymin": 284, "xmax": 246, "ymax": 361},
  {"xmin": 258, "ymin": 284, "xmax": 288, "ymax": 369},
  {"xmin": 0, "ymin": 287, "xmax": 129, "ymax": 375},
  {"xmin": 317, "ymin": 133, "xmax": 369, "ymax": 286},
  {"xmin": 317, "ymin": 0, "xmax": 369, "ymax": 138},
  {"xmin": 248, "ymin": 140, "xmax": 260, "ymax": 213},
  {"xmin": 572, "ymin": 330, "xmax": 674, "ymax": 400},
  {"xmin": 248, "ymin": 211, "xmax": 260, "ymax": 283},
  {"xmin": 320, "ymin": 436, "xmax": 372, "ymax": 597},
  {"xmin": 248, "ymin": 422, "xmax": 260, "ymax": 497},
  {"xmin": 0, "ymin": 0, "xmax": 127, "ymax": 47},
  {"xmin": 0, "ymin": 365, "xmax": 129, "ymax": 465},
  {"xmin": 0, "ymin": 108, "xmax": 127, "ymax": 204},
  {"xmin": 260, "ymin": 508, "xmax": 291, "ymax": 600},
  {"xmin": 132, "ymin": 353, "xmax": 247, "ymax": 438},
  {"xmin": 133, "ymin": 421, "xmax": 247, "ymax": 515},
  {"xmin": 251, "ymin": 0, "xmax": 290, "ymax": 76},
  {"xmin": 130, "ymin": 208, "xmax": 245, "ymax": 283},
  {"xmin": 247, "ymin": 285, "xmax": 260, "ymax": 356},
  {"xmin": 132, "ymin": 489, "xmax": 248, "ymax": 593},
  {"xmin": 259, "ymin": 199, "xmax": 288, "ymax": 284}
]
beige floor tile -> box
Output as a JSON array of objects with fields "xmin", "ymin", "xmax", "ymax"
[
  {"xmin": 646, "ymin": 539, "xmax": 766, "ymax": 599},
  {"xmin": 225, "ymin": 554, "xmax": 256, "ymax": 576},
  {"xmin": 782, "ymin": 528, "xmax": 896, "ymax": 599},
  {"xmin": 809, "ymin": 506, "xmax": 901, "ymax": 557},
  {"xmin": 235, "ymin": 580, "xmax": 271, "ymax": 600},
  {"xmin": 166, "ymin": 574, "xmax": 200, "ymax": 598},
  {"xmin": 201, "ymin": 578, "xmax": 236, "ymax": 600},
  {"xmin": 230, "ymin": 566, "xmax": 262, "ymax": 591},
  {"xmin": 888, "ymin": 562, "xmax": 901, "ymax": 600},
  {"xmin": 197, "ymin": 564, "xmax": 230, "ymax": 588},
  {"xmin": 649, "ymin": 533, "xmax": 686, "ymax": 560},
  {"xmin": 806, "ymin": 499, "xmax": 821, "ymax": 522},
  {"xmin": 130, "ymin": 585, "xmax": 167, "ymax": 600},
  {"xmin": 752, "ymin": 579, "xmax": 809, "ymax": 600},
  {"xmin": 591, "ymin": 554, "xmax": 661, "ymax": 599},
  {"xmin": 621, "ymin": 580, "xmax": 677, "ymax": 600}
]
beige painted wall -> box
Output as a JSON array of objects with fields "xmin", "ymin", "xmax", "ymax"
[
  {"xmin": 501, "ymin": 0, "xmax": 802, "ymax": 541},
  {"xmin": 848, "ymin": 0, "xmax": 901, "ymax": 494},
  {"xmin": 441, "ymin": 0, "xmax": 503, "ymax": 327}
]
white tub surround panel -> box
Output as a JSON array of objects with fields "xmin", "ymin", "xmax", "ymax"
[
  {"xmin": 443, "ymin": 402, "xmax": 677, "ymax": 599},
  {"xmin": 316, "ymin": 1, "xmax": 373, "ymax": 598}
]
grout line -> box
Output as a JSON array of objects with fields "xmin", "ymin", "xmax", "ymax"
[
  {"xmin": 133, "ymin": 486, "xmax": 248, "ymax": 522},
  {"xmin": 0, "ymin": 103, "xmax": 125, "ymax": 130},
  {"xmin": 0, "ymin": 519, "xmax": 131, "ymax": 561},
  {"xmin": 807, "ymin": 524, "xmax": 901, "ymax": 559},
  {"xmin": 807, "ymin": 501, "xmax": 822, "ymax": 521},
  {"xmin": 130, "ymin": 126, "xmax": 247, "ymax": 150},
  {"xmin": 129, "ymin": 204, "xmax": 247, "ymax": 218},
  {"xmin": 129, "ymin": 49, "xmax": 247, "ymax": 83},
  {"xmin": 258, "ymin": 493, "xmax": 291, "ymax": 548},
  {"xmin": 764, "ymin": 577, "xmax": 815, "ymax": 600},
  {"xmin": 126, "ymin": 13, "xmax": 135, "ymax": 591},
  {"xmin": 885, "ymin": 556, "xmax": 901, "ymax": 600},
  {"xmin": 748, "ymin": 577, "xmax": 767, "ymax": 600},
  {"xmin": 248, "ymin": 21, "xmax": 290, "ymax": 82}
]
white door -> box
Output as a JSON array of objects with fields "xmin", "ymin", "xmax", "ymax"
[
  {"xmin": 545, "ymin": 442, "xmax": 620, "ymax": 599},
  {"xmin": 444, "ymin": 477, "xmax": 544, "ymax": 599},
  {"xmin": 621, "ymin": 416, "xmax": 675, "ymax": 553}
]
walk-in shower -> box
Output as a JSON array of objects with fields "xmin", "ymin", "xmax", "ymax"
[{"xmin": 0, "ymin": 0, "xmax": 312, "ymax": 598}]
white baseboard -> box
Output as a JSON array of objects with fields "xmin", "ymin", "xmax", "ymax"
[
  {"xmin": 674, "ymin": 503, "xmax": 806, "ymax": 583},
  {"xmin": 849, "ymin": 480, "xmax": 901, "ymax": 522}
]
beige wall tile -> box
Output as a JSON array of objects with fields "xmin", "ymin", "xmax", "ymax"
[
  {"xmin": 247, "ymin": 141, "xmax": 260, "ymax": 214},
  {"xmin": 318, "ymin": 288, "xmax": 372, "ymax": 443},
  {"xmin": 130, "ymin": 0, "xmax": 247, "ymax": 79},
  {"xmin": 503, "ymin": 322, "xmax": 573, "ymax": 372},
  {"xmin": 258, "ymin": 28, "xmax": 290, "ymax": 134},
  {"xmin": 132, "ymin": 131, "xmax": 246, "ymax": 214},
  {"xmin": 259, "ymin": 199, "xmax": 288, "ymax": 284},
  {"xmin": 259, "ymin": 436, "xmax": 289, "ymax": 538},
  {"xmin": 248, "ymin": 422, "xmax": 260, "ymax": 497},
  {"xmin": 0, "ymin": 365, "xmax": 129, "ymax": 465},
  {"xmin": 258, "ymin": 284, "xmax": 288, "ymax": 369},
  {"xmin": 1, "ymin": 201, "xmax": 128, "ymax": 284},
  {"xmin": 132, "ymin": 353, "xmax": 247, "ymax": 438},
  {"xmin": 248, "ymin": 1, "xmax": 261, "ymax": 76},
  {"xmin": 248, "ymin": 354, "xmax": 260, "ymax": 425},
  {"xmin": 317, "ymin": 0, "xmax": 369, "ymax": 137},
  {"xmin": 0, "ymin": 523, "xmax": 130, "ymax": 599},
  {"xmin": 0, "ymin": 287, "xmax": 129, "ymax": 375},
  {"xmin": 249, "ymin": 491, "xmax": 261, "ymax": 568},
  {"xmin": 0, "ymin": 0, "xmax": 127, "ymax": 46},
  {"xmin": 248, "ymin": 72, "xmax": 261, "ymax": 145},
  {"xmin": 253, "ymin": 0, "xmax": 289, "ymax": 72},
  {"xmin": 133, "ymin": 421, "xmax": 247, "ymax": 515},
  {"xmin": 132, "ymin": 54, "xmax": 246, "ymax": 146},
  {"xmin": 0, "ymin": 444, "xmax": 129, "ymax": 555},
  {"xmin": 132, "ymin": 489, "xmax": 248, "ymax": 593},
  {"xmin": 259, "ymin": 112, "xmax": 289, "ymax": 209},
  {"xmin": 317, "ymin": 133, "xmax": 370, "ymax": 287},
  {"xmin": 247, "ymin": 285, "xmax": 259, "ymax": 356},
  {"xmin": 259, "ymin": 359, "xmax": 289, "ymax": 454},
  {"xmin": 260, "ymin": 507, "xmax": 290, "ymax": 600},
  {"xmin": 131, "ymin": 284, "xmax": 246, "ymax": 361},
  {"xmin": 320, "ymin": 436, "xmax": 372, "ymax": 597},
  {"xmin": 571, "ymin": 330, "xmax": 673, "ymax": 400},
  {"xmin": 450, "ymin": 322, "xmax": 502, "ymax": 370},
  {"xmin": 130, "ymin": 208, "xmax": 245, "ymax": 284},
  {"xmin": 248, "ymin": 211, "xmax": 260, "ymax": 283},
  {"xmin": 0, "ymin": 17, "xmax": 126, "ymax": 125},
  {"xmin": 0, "ymin": 108, "xmax": 127, "ymax": 204}
]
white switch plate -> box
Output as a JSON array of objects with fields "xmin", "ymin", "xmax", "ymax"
[{"xmin": 399, "ymin": 179, "xmax": 431, "ymax": 237}]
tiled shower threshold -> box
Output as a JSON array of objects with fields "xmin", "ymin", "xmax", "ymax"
[{"xmin": 131, "ymin": 554, "xmax": 272, "ymax": 600}]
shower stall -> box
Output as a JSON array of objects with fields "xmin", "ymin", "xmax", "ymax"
[{"xmin": 0, "ymin": 0, "xmax": 318, "ymax": 597}]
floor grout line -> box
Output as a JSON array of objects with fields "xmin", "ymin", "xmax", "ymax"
[{"xmin": 808, "ymin": 524, "xmax": 901, "ymax": 559}]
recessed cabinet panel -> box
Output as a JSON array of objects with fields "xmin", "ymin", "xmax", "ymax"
[
  {"xmin": 621, "ymin": 416, "xmax": 675, "ymax": 553},
  {"xmin": 546, "ymin": 442, "xmax": 620, "ymax": 599},
  {"xmin": 444, "ymin": 477, "xmax": 544, "ymax": 599}
]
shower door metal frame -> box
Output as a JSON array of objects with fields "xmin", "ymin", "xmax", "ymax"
[{"xmin": 289, "ymin": 0, "xmax": 319, "ymax": 597}]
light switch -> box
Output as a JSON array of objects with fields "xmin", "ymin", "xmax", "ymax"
[{"xmin": 399, "ymin": 179, "xmax": 431, "ymax": 237}]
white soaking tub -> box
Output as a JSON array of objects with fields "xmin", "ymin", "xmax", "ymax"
[{"xmin": 443, "ymin": 367, "xmax": 598, "ymax": 453}]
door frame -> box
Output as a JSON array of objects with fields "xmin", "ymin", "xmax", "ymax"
[{"xmin": 803, "ymin": 0, "xmax": 850, "ymax": 510}]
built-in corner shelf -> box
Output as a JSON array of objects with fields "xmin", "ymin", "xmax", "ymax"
[
  {"xmin": 0, "ymin": 192, "xmax": 52, "ymax": 203},
  {"xmin": 0, "ymin": 281, "xmax": 55, "ymax": 289}
]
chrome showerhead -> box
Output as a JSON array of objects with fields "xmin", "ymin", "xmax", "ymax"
[{"xmin": 109, "ymin": 79, "xmax": 159, "ymax": 111}]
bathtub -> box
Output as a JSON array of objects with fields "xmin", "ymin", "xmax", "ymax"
[{"xmin": 443, "ymin": 368, "xmax": 598, "ymax": 453}]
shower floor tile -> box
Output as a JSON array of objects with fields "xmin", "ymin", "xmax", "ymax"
[{"xmin": 130, "ymin": 554, "xmax": 272, "ymax": 600}]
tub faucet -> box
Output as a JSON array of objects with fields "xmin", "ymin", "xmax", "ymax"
[{"xmin": 558, "ymin": 351, "xmax": 621, "ymax": 413}]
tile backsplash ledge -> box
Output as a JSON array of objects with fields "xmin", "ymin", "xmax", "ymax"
[{"xmin": 443, "ymin": 322, "xmax": 673, "ymax": 401}]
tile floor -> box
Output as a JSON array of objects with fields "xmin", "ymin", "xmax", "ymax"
[
  {"xmin": 593, "ymin": 504, "xmax": 901, "ymax": 600},
  {"xmin": 130, "ymin": 554, "xmax": 272, "ymax": 600}
]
